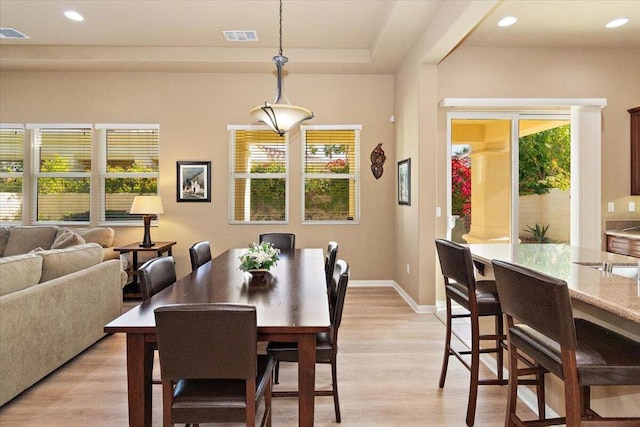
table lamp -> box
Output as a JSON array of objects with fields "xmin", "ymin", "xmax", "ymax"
[{"xmin": 130, "ymin": 195, "xmax": 164, "ymax": 248}]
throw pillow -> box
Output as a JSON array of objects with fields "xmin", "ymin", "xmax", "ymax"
[
  {"xmin": 51, "ymin": 229, "xmax": 86, "ymax": 249},
  {"xmin": 77, "ymin": 227, "xmax": 115, "ymax": 248},
  {"xmin": 3, "ymin": 226, "xmax": 59, "ymax": 256}
]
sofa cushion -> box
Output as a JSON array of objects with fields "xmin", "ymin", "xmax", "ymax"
[
  {"xmin": 52, "ymin": 228, "xmax": 86, "ymax": 249},
  {"xmin": 0, "ymin": 254, "xmax": 43, "ymax": 296},
  {"xmin": 3, "ymin": 226, "xmax": 59, "ymax": 256},
  {"xmin": 77, "ymin": 227, "xmax": 115, "ymax": 248},
  {"xmin": 0, "ymin": 226, "xmax": 9, "ymax": 257},
  {"xmin": 37, "ymin": 243, "xmax": 104, "ymax": 283}
]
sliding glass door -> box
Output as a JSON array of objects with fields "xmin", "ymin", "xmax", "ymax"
[{"xmin": 448, "ymin": 113, "xmax": 570, "ymax": 245}]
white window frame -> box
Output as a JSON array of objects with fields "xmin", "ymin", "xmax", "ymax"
[
  {"xmin": 301, "ymin": 124, "xmax": 361, "ymax": 225},
  {"xmin": 96, "ymin": 123, "xmax": 160, "ymax": 226},
  {"xmin": 28, "ymin": 123, "xmax": 93, "ymax": 224},
  {"xmin": 228, "ymin": 125, "xmax": 289, "ymax": 225}
]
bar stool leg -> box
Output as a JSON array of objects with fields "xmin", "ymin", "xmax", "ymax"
[
  {"xmin": 505, "ymin": 340, "xmax": 519, "ymax": 427},
  {"xmin": 496, "ymin": 314, "xmax": 504, "ymax": 381},
  {"xmin": 439, "ymin": 297, "xmax": 453, "ymax": 388},
  {"xmin": 466, "ymin": 313, "xmax": 480, "ymax": 426},
  {"xmin": 562, "ymin": 350, "xmax": 581, "ymax": 426}
]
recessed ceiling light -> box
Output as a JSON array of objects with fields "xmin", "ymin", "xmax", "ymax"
[
  {"xmin": 606, "ymin": 18, "xmax": 629, "ymax": 28},
  {"xmin": 497, "ymin": 16, "xmax": 518, "ymax": 27},
  {"xmin": 64, "ymin": 10, "xmax": 84, "ymax": 22}
]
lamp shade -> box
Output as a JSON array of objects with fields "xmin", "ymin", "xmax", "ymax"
[
  {"xmin": 130, "ymin": 195, "xmax": 164, "ymax": 215},
  {"xmin": 250, "ymin": 103, "xmax": 314, "ymax": 136}
]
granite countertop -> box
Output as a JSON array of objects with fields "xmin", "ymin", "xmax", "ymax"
[
  {"xmin": 605, "ymin": 228, "xmax": 640, "ymax": 239},
  {"xmin": 604, "ymin": 220, "xmax": 640, "ymax": 239},
  {"xmin": 466, "ymin": 244, "xmax": 640, "ymax": 325}
]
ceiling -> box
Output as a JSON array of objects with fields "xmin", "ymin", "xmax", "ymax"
[{"xmin": 0, "ymin": 0, "xmax": 638, "ymax": 74}]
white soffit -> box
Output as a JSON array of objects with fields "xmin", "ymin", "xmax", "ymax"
[{"xmin": 439, "ymin": 98, "xmax": 608, "ymax": 109}]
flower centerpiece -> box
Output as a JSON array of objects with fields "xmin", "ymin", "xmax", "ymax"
[{"xmin": 239, "ymin": 241, "xmax": 281, "ymax": 275}]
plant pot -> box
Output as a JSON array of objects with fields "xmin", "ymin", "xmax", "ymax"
[{"xmin": 247, "ymin": 269, "xmax": 272, "ymax": 286}]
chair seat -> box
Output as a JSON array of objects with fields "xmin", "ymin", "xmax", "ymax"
[
  {"xmin": 171, "ymin": 355, "xmax": 275, "ymax": 423},
  {"xmin": 510, "ymin": 319, "xmax": 640, "ymax": 386},
  {"xmin": 445, "ymin": 279, "xmax": 502, "ymax": 316},
  {"xmin": 267, "ymin": 332, "xmax": 333, "ymax": 362}
]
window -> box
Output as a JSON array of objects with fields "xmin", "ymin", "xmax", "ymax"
[
  {"xmin": 302, "ymin": 125, "xmax": 360, "ymax": 223},
  {"xmin": 0, "ymin": 125, "xmax": 24, "ymax": 223},
  {"xmin": 97, "ymin": 124, "xmax": 160, "ymax": 223},
  {"xmin": 229, "ymin": 126, "xmax": 288, "ymax": 223},
  {"xmin": 30, "ymin": 124, "xmax": 92, "ymax": 223}
]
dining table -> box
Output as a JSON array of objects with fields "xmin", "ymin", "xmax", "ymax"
[{"xmin": 104, "ymin": 247, "xmax": 331, "ymax": 427}]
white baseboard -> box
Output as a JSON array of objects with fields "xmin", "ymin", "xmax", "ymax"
[{"xmin": 350, "ymin": 280, "xmax": 435, "ymax": 313}]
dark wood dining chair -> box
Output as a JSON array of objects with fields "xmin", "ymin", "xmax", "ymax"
[
  {"xmin": 325, "ymin": 241, "xmax": 339, "ymax": 290},
  {"xmin": 154, "ymin": 303, "xmax": 275, "ymax": 427},
  {"xmin": 434, "ymin": 238, "xmax": 509, "ymax": 426},
  {"xmin": 267, "ymin": 259, "xmax": 350, "ymax": 423},
  {"xmin": 138, "ymin": 256, "xmax": 176, "ymax": 301},
  {"xmin": 138, "ymin": 256, "xmax": 176, "ymax": 385},
  {"xmin": 492, "ymin": 259, "xmax": 640, "ymax": 426},
  {"xmin": 259, "ymin": 233, "xmax": 295, "ymax": 251},
  {"xmin": 188, "ymin": 240, "xmax": 212, "ymax": 271}
]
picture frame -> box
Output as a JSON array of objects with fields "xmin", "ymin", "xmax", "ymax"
[
  {"xmin": 176, "ymin": 161, "xmax": 211, "ymax": 202},
  {"xmin": 398, "ymin": 158, "xmax": 411, "ymax": 205}
]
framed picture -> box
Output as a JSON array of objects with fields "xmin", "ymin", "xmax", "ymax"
[
  {"xmin": 398, "ymin": 158, "xmax": 411, "ymax": 205},
  {"xmin": 177, "ymin": 161, "xmax": 211, "ymax": 202}
]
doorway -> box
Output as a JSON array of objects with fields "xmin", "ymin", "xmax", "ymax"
[{"xmin": 448, "ymin": 113, "xmax": 571, "ymax": 245}]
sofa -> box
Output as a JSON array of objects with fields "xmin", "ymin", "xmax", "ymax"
[{"xmin": 0, "ymin": 226, "xmax": 127, "ymax": 406}]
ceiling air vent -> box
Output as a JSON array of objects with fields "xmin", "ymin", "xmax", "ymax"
[
  {"xmin": 223, "ymin": 31, "xmax": 258, "ymax": 42},
  {"xmin": 0, "ymin": 28, "xmax": 29, "ymax": 39}
]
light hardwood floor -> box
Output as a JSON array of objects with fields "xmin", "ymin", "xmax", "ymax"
[{"xmin": 0, "ymin": 287, "xmax": 530, "ymax": 426}]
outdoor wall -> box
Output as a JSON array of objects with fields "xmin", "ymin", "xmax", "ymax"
[
  {"xmin": 519, "ymin": 189, "xmax": 571, "ymax": 243},
  {"xmin": 0, "ymin": 71, "xmax": 396, "ymax": 279}
]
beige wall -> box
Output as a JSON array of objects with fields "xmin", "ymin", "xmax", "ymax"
[
  {"xmin": 394, "ymin": 45, "xmax": 640, "ymax": 306},
  {"xmin": 0, "ymin": 71, "xmax": 396, "ymax": 279}
]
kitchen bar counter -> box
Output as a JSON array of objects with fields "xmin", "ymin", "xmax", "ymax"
[{"xmin": 466, "ymin": 243, "xmax": 640, "ymax": 328}]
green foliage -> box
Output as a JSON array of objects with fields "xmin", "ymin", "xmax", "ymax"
[
  {"xmin": 38, "ymin": 155, "xmax": 90, "ymax": 194},
  {"xmin": 249, "ymin": 161, "xmax": 286, "ymax": 221},
  {"xmin": 304, "ymin": 179, "xmax": 350, "ymax": 220},
  {"xmin": 519, "ymin": 124, "xmax": 571, "ymax": 195},
  {"xmin": 105, "ymin": 163, "xmax": 158, "ymax": 193},
  {"xmin": 524, "ymin": 223, "xmax": 551, "ymax": 243}
]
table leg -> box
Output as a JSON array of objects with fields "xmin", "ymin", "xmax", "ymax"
[
  {"xmin": 126, "ymin": 334, "xmax": 153, "ymax": 427},
  {"xmin": 297, "ymin": 333, "xmax": 316, "ymax": 427}
]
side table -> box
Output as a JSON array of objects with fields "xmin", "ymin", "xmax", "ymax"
[{"xmin": 113, "ymin": 241, "xmax": 177, "ymax": 300}]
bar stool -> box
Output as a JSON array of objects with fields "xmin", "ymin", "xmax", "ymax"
[
  {"xmin": 434, "ymin": 239, "xmax": 509, "ymax": 426},
  {"xmin": 492, "ymin": 259, "xmax": 640, "ymax": 426}
]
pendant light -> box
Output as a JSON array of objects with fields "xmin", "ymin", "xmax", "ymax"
[{"xmin": 250, "ymin": 0, "xmax": 314, "ymax": 136}]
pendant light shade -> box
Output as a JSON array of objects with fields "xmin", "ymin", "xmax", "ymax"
[
  {"xmin": 250, "ymin": 102, "xmax": 314, "ymax": 136},
  {"xmin": 250, "ymin": 0, "xmax": 313, "ymax": 136}
]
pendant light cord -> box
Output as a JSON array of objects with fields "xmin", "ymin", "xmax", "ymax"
[{"xmin": 278, "ymin": 0, "xmax": 283, "ymax": 56}]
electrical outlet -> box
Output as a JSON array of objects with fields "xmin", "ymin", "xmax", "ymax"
[
  {"xmin": 406, "ymin": 264, "xmax": 410, "ymax": 274},
  {"xmin": 608, "ymin": 202, "xmax": 615, "ymax": 212},
  {"xmin": 630, "ymin": 202, "xmax": 636, "ymax": 212}
]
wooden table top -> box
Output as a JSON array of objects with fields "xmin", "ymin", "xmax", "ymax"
[{"xmin": 105, "ymin": 248, "xmax": 331, "ymax": 335}]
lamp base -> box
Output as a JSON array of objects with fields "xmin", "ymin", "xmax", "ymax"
[{"xmin": 139, "ymin": 215, "xmax": 155, "ymax": 248}]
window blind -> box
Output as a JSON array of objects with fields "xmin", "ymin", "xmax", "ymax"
[
  {"xmin": 104, "ymin": 128, "xmax": 159, "ymax": 222},
  {"xmin": 33, "ymin": 127, "xmax": 91, "ymax": 222},
  {"xmin": 231, "ymin": 129, "xmax": 287, "ymax": 223},
  {"xmin": 302, "ymin": 127, "xmax": 360, "ymax": 222},
  {"xmin": 0, "ymin": 127, "xmax": 24, "ymax": 223}
]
